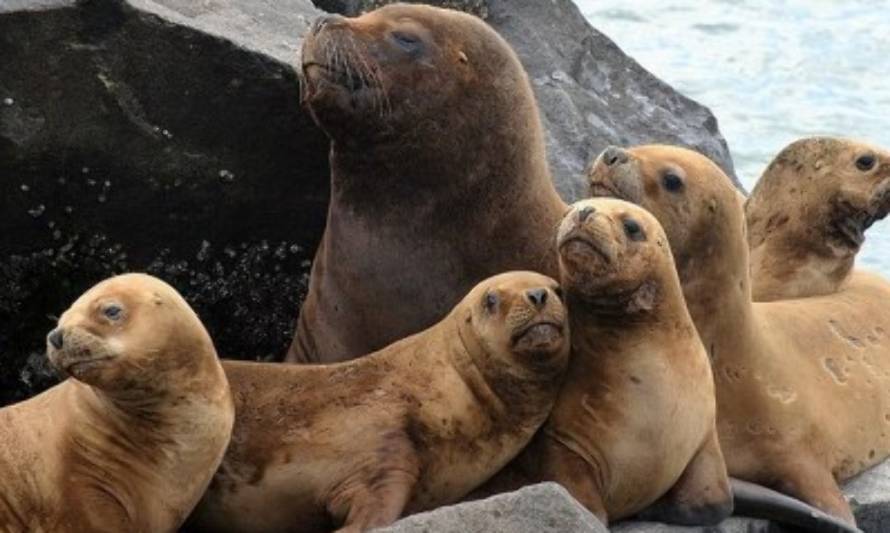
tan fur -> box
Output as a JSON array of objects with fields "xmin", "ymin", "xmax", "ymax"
[
  {"xmin": 0, "ymin": 274, "xmax": 234, "ymax": 533},
  {"xmin": 587, "ymin": 144, "xmax": 890, "ymax": 526},
  {"xmin": 188, "ymin": 272, "xmax": 570, "ymax": 533},
  {"xmin": 289, "ymin": 4, "xmax": 566, "ymax": 364},
  {"xmin": 746, "ymin": 137, "xmax": 890, "ymax": 301},
  {"xmin": 479, "ymin": 199, "xmax": 731, "ymax": 525}
]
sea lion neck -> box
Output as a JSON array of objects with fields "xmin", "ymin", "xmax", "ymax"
[
  {"xmin": 449, "ymin": 313, "xmax": 559, "ymax": 420},
  {"xmin": 327, "ymin": 93, "xmax": 556, "ymax": 219},
  {"xmin": 677, "ymin": 204, "xmax": 755, "ymax": 351},
  {"xmin": 565, "ymin": 276, "xmax": 681, "ymax": 329}
]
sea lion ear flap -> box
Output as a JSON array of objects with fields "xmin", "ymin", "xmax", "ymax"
[
  {"xmin": 627, "ymin": 281, "xmax": 658, "ymax": 313},
  {"xmin": 152, "ymin": 293, "xmax": 164, "ymax": 306},
  {"xmin": 457, "ymin": 51, "xmax": 468, "ymax": 64}
]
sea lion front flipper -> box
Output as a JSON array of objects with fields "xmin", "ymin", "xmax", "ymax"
[
  {"xmin": 330, "ymin": 432, "xmax": 421, "ymax": 533},
  {"xmin": 637, "ymin": 429, "xmax": 733, "ymax": 525},
  {"xmin": 537, "ymin": 437, "xmax": 609, "ymax": 524}
]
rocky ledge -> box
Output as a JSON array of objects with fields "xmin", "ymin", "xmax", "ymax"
[
  {"xmin": 380, "ymin": 461, "xmax": 890, "ymax": 533},
  {"xmin": 0, "ymin": 0, "xmax": 736, "ymax": 405}
]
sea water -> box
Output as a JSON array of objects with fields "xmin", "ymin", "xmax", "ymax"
[{"xmin": 578, "ymin": 0, "xmax": 890, "ymax": 275}]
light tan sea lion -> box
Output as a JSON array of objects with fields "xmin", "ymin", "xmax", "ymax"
[
  {"xmin": 289, "ymin": 3, "xmax": 566, "ymax": 364},
  {"xmin": 587, "ymin": 144, "xmax": 890, "ymax": 530},
  {"xmin": 0, "ymin": 273, "xmax": 234, "ymax": 533},
  {"xmin": 531, "ymin": 198, "xmax": 732, "ymax": 526},
  {"xmin": 188, "ymin": 271, "xmax": 570, "ymax": 533},
  {"xmin": 746, "ymin": 136, "xmax": 890, "ymax": 301}
]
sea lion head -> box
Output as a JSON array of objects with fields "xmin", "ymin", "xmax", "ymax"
[
  {"xmin": 300, "ymin": 4, "xmax": 525, "ymax": 143},
  {"xmin": 557, "ymin": 198, "xmax": 673, "ymax": 313},
  {"xmin": 46, "ymin": 273, "xmax": 217, "ymax": 395},
  {"xmin": 459, "ymin": 271, "xmax": 569, "ymax": 373},
  {"xmin": 747, "ymin": 136, "xmax": 890, "ymax": 251},
  {"xmin": 586, "ymin": 144, "xmax": 742, "ymax": 276}
]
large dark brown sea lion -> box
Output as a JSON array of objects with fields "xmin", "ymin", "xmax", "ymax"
[
  {"xmin": 289, "ymin": 3, "xmax": 566, "ymax": 363},
  {"xmin": 0, "ymin": 274, "xmax": 234, "ymax": 533},
  {"xmin": 745, "ymin": 137, "xmax": 890, "ymax": 301},
  {"xmin": 188, "ymin": 271, "xmax": 570, "ymax": 533},
  {"xmin": 532, "ymin": 197, "xmax": 732, "ymax": 526},
  {"xmin": 587, "ymin": 144, "xmax": 890, "ymax": 529}
]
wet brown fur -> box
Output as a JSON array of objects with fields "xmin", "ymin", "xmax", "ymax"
[
  {"xmin": 188, "ymin": 272, "xmax": 570, "ymax": 533},
  {"xmin": 587, "ymin": 144, "xmax": 890, "ymax": 527},
  {"xmin": 0, "ymin": 274, "xmax": 234, "ymax": 533},
  {"xmin": 746, "ymin": 137, "xmax": 890, "ymax": 301},
  {"xmin": 474, "ymin": 199, "xmax": 732, "ymax": 526}
]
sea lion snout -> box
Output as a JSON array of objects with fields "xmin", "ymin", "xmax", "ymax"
[
  {"xmin": 508, "ymin": 285, "xmax": 567, "ymax": 358},
  {"xmin": 588, "ymin": 146, "xmax": 644, "ymax": 204},
  {"xmin": 557, "ymin": 201, "xmax": 618, "ymax": 267},
  {"xmin": 46, "ymin": 325, "xmax": 117, "ymax": 382}
]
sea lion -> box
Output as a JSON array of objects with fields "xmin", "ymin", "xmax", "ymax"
[
  {"xmin": 188, "ymin": 271, "xmax": 570, "ymax": 533},
  {"xmin": 290, "ymin": 3, "xmax": 566, "ymax": 363},
  {"xmin": 587, "ymin": 144, "xmax": 890, "ymax": 528},
  {"xmin": 531, "ymin": 198, "xmax": 732, "ymax": 526},
  {"xmin": 746, "ymin": 137, "xmax": 890, "ymax": 301},
  {"xmin": 0, "ymin": 273, "xmax": 234, "ymax": 533}
]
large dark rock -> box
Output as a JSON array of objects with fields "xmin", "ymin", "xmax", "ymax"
[
  {"xmin": 0, "ymin": 0, "xmax": 329, "ymax": 405},
  {"xmin": 314, "ymin": 0, "xmax": 740, "ymax": 199},
  {"xmin": 1, "ymin": 0, "xmax": 735, "ymax": 406}
]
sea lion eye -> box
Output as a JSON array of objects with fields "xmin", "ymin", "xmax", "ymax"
[
  {"xmin": 391, "ymin": 31, "xmax": 422, "ymax": 53},
  {"xmin": 483, "ymin": 292, "xmax": 498, "ymax": 313},
  {"xmin": 856, "ymin": 154, "xmax": 876, "ymax": 172},
  {"xmin": 103, "ymin": 305, "xmax": 123, "ymax": 321},
  {"xmin": 623, "ymin": 218, "xmax": 646, "ymax": 241},
  {"xmin": 662, "ymin": 173, "xmax": 684, "ymax": 192}
]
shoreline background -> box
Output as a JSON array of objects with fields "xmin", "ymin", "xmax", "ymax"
[{"xmin": 579, "ymin": 0, "xmax": 890, "ymax": 275}]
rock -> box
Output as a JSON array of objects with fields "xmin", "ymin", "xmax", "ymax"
[
  {"xmin": 1, "ymin": 0, "xmax": 736, "ymax": 406},
  {"xmin": 376, "ymin": 483, "xmax": 609, "ymax": 533},
  {"xmin": 0, "ymin": 0, "xmax": 330, "ymax": 405},
  {"xmin": 844, "ymin": 458, "xmax": 890, "ymax": 533},
  {"xmin": 376, "ymin": 462, "xmax": 890, "ymax": 533},
  {"xmin": 313, "ymin": 0, "xmax": 739, "ymax": 199}
]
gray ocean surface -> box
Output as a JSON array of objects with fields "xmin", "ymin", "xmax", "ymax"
[{"xmin": 577, "ymin": 0, "xmax": 890, "ymax": 276}]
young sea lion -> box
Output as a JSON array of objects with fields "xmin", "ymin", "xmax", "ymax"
[
  {"xmin": 746, "ymin": 136, "xmax": 890, "ymax": 301},
  {"xmin": 290, "ymin": 3, "xmax": 566, "ymax": 363},
  {"xmin": 188, "ymin": 271, "xmax": 570, "ymax": 533},
  {"xmin": 531, "ymin": 198, "xmax": 732, "ymax": 526},
  {"xmin": 587, "ymin": 144, "xmax": 889, "ymax": 530},
  {"xmin": 0, "ymin": 274, "xmax": 234, "ymax": 533}
]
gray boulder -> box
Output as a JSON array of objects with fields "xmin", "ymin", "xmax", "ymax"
[
  {"xmin": 376, "ymin": 483, "xmax": 609, "ymax": 533},
  {"xmin": 0, "ymin": 0, "xmax": 735, "ymax": 405}
]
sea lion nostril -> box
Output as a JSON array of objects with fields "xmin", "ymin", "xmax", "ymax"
[
  {"xmin": 602, "ymin": 146, "xmax": 628, "ymax": 167},
  {"xmin": 526, "ymin": 288, "xmax": 548, "ymax": 308},
  {"xmin": 311, "ymin": 15, "xmax": 343, "ymax": 36},
  {"xmin": 578, "ymin": 206, "xmax": 595, "ymax": 222},
  {"xmin": 48, "ymin": 329, "xmax": 64, "ymax": 350}
]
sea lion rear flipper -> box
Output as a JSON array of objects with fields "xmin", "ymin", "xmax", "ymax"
[
  {"xmin": 637, "ymin": 430, "xmax": 733, "ymax": 525},
  {"xmin": 731, "ymin": 477, "xmax": 861, "ymax": 533}
]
